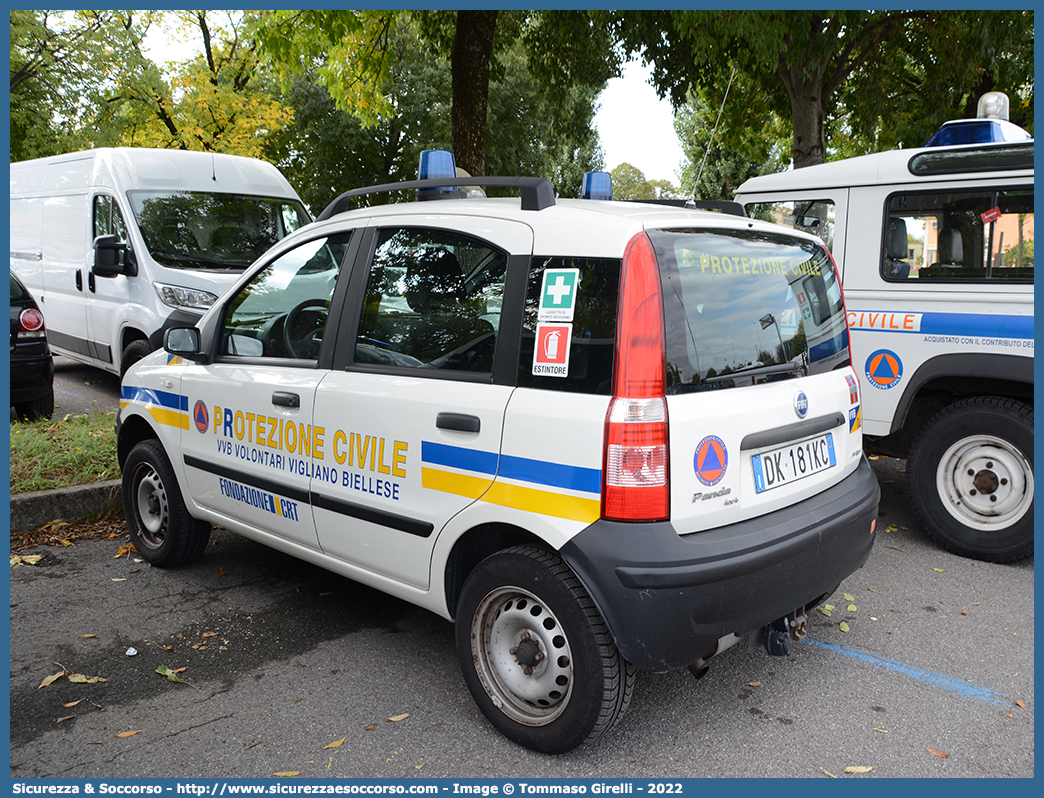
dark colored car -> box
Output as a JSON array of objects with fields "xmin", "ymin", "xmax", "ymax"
[{"xmin": 10, "ymin": 273, "xmax": 54, "ymax": 420}]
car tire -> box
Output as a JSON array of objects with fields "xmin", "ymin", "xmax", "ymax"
[
  {"xmin": 13, "ymin": 389, "xmax": 54, "ymax": 421},
  {"xmin": 122, "ymin": 439, "xmax": 211, "ymax": 567},
  {"xmin": 121, "ymin": 339, "xmax": 152, "ymax": 377},
  {"xmin": 907, "ymin": 396, "xmax": 1033, "ymax": 563},
  {"xmin": 455, "ymin": 545, "xmax": 636, "ymax": 754}
]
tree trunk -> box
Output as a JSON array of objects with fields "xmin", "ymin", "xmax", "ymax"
[
  {"xmin": 451, "ymin": 10, "xmax": 498, "ymax": 176},
  {"xmin": 781, "ymin": 62, "xmax": 827, "ymax": 169}
]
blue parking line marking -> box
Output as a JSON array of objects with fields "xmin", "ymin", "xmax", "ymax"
[{"xmin": 804, "ymin": 639, "xmax": 1011, "ymax": 707}]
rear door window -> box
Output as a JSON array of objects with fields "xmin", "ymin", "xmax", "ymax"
[
  {"xmin": 648, "ymin": 228, "xmax": 849, "ymax": 394},
  {"xmin": 517, "ymin": 257, "xmax": 621, "ymax": 395}
]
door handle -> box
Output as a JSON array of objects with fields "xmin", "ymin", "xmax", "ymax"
[
  {"xmin": 436, "ymin": 413, "xmax": 480, "ymax": 433},
  {"xmin": 272, "ymin": 392, "xmax": 300, "ymax": 408},
  {"xmin": 75, "ymin": 271, "xmax": 82, "ymax": 291}
]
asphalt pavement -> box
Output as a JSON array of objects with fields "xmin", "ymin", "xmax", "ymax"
[{"xmin": 8, "ymin": 455, "xmax": 1034, "ymax": 779}]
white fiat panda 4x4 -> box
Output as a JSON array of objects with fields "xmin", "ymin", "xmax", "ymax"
[{"xmin": 117, "ymin": 153, "xmax": 880, "ymax": 754}]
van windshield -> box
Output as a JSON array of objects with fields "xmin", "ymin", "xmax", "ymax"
[
  {"xmin": 128, "ymin": 191, "xmax": 310, "ymax": 271},
  {"xmin": 648, "ymin": 228, "xmax": 850, "ymax": 394}
]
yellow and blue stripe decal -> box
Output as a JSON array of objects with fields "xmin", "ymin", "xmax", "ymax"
[
  {"xmin": 120, "ymin": 386, "xmax": 190, "ymax": 430},
  {"xmin": 421, "ymin": 441, "xmax": 602, "ymax": 524}
]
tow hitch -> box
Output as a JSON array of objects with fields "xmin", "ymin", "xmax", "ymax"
[{"xmin": 759, "ymin": 610, "xmax": 808, "ymax": 657}]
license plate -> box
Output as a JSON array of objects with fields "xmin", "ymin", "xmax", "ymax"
[{"xmin": 751, "ymin": 433, "xmax": 836, "ymax": 493}]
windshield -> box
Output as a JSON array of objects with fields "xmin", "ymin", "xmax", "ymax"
[
  {"xmin": 649, "ymin": 228, "xmax": 850, "ymax": 394},
  {"xmin": 128, "ymin": 191, "xmax": 310, "ymax": 271}
]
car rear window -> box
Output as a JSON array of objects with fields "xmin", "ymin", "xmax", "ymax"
[{"xmin": 647, "ymin": 228, "xmax": 849, "ymax": 394}]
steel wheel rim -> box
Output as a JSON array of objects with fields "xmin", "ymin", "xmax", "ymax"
[
  {"xmin": 133, "ymin": 462, "xmax": 169, "ymax": 547},
  {"xmin": 936, "ymin": 434, "xmax": 1033, "ymax": 531},
  {"xmin": 471, "ymin": 586, "xmax": 574, "ymax": 727}
]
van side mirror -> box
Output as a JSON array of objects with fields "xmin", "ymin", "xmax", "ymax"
[
  {"xmin": 93, "ymin": 235, "xmax": 137, "ymax": 277},
  {"xmin": 164, "ymin": 327, "xmax": 207, "ymax": 362}
]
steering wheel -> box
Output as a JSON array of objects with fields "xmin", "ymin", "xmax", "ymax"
[{"xmin": 283, "ymin": 299, "xmax": 330, "ymax": 359}]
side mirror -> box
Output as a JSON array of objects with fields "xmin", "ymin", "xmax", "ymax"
[
  {"xmin": 164, "ymin": 327, "xmax": 207, "ymax": 362},
  {"xmin": 93, "ymin": 235, "xmax": 137, "ymax": 277}
]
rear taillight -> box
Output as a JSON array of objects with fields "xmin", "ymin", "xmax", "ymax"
[
  {"xmin": 603, "ymin": 232, "xmax": 669, "ymax": 521},
  {"xmin": 17, "ymin": 307, "xmax": 46, "ymax": 339}
]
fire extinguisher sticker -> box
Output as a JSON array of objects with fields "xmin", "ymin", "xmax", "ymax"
[{"xmin": 532, "ymin": 323, "xmax": 572, "ymax": 377}]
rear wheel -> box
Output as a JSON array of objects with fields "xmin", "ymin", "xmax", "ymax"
[
  {"xmin": 122, "ymin": 439, "xmax": 211, "ymax": 567},
  {"xmin": 455, "ymin": 545, "xmax": 635, "ymax": 754},
  {"xmin": 907, "ymin": 397, "xmax": 1033, "ymax": 562},
  {"xmin": 14, "ymin": 389, "xmax": 54, "ymax": 421}
]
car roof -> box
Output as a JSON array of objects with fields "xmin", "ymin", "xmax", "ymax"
[{"xmin": 310, "ymin": 195, "xmax": 815, "ymax": 256}]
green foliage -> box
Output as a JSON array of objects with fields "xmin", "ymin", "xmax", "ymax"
[
  {"xmin": 614, "ymin": 9, "xmax": 1034, "ymax": 168},
  {"xmin": 264, "ymin": 23, "xmax": 605, "ymax": 212},
  {"xmin": 609, "ymin": 163, "xmax": 678, "ymax": 201},
  {"xmin": 9, "ymin": 10, "xmax": 158, "ymax": 160},
  {"xmin": 674, "ymin": 87, "xmax": 787, "ymax": 201}
]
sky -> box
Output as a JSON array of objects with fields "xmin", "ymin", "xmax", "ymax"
[
  {"xmin": 593, "ymin": 59, "xmax": 685, "ymax": 185},
  {"xmin": 143, "ymin": 24, "xmax": 685, "ymax": 186}
]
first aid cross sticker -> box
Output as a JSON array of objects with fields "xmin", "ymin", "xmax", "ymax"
[{"xmin": 538, "ymin": 268, "xmax": 579, "ymax": 322}]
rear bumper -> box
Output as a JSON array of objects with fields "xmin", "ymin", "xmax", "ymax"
[
  {"xmin": 560, "ymin": 455, "xmax": 880, "ymax": 672},
  {"xmin": 10, "ymin": 352, "xmax": 54, "ymax": 403}
]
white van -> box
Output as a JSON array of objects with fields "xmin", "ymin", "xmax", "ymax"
[
  {"xmin": 735, "ymin": 107, "xmax": 1033, "ymax": 563},
  {"xmin": 10, "ymin": 148, "xmax": 310, "ymax": 375}
]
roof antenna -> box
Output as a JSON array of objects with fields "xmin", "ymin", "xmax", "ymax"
[
  {"xmin": 211, "ymin": 153, "xmax": 217, "ymax": 182},
  {"xmin": 691, "ymin": 62, "xmax": 737, "ymax": 200}
]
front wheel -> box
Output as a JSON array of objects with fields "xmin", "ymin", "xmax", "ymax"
[
  {"xmin": 455, "ymin": 545, "xmax": 635, "ymax": 754},
  {"xmin": 907, "ymin": 396, "xmax": 1033, "ymax": 562},
  {"xmin": 122, "ymin": 439, "xmax": 211, "ymax": 567}
]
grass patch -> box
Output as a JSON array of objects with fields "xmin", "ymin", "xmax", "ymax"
[{"xmin": 9, "ymin": 410, "xmax": 120, "ymax": 494}]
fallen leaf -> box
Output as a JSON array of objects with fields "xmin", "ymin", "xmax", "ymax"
[
  {"xmin": 64, "ymin": 700, "xmax": 83, "ymax": 708},
  {"xmin": 364, "ymin": 724, "xmax": 376, "ymax": 731},
  {"xmin": 960, "ymin": 611, "xmax": 968, "ymax": 616},
  {"xmin": 885, "ymin": 524, "xmax": 898, "ymax": 533},
  {"xmin": 110, "ymin": 578, "xmax": 126, "ymax": 582},
  {"xmin": 873, "ymin": 728, "xmax": 889, "ymax": 733},
  {"xmin": 246, "ymin": 740, "xmax": 261, "ymax": 750},
  {"xmin": 845, "ymin": 766, "xmax": 873, "ymax": 774},
  {"xmin": 1014, "ymin": 700, "xmax": 1026, "ymax": 708},
  {"xmin": 932, "ymin": 568, "xmax": 945, "ymax": 573},
  {"xmin": 887, "ymin": 545, "xmax": 903, "ymax": 551},
  {"xmin": 156, "ymin": 665, "xmax": 200, "ymax": 692},
  {"xmin": 67, "ymin": 673, "xmax": 109, "ymax": 684},
  {"xmin": 79, "ymin": 634, "xmax": 97, "ymax": 639},
  {"xmin": 744, "ymin": 681, "xmax": 761, "ymax": 687},
  {"xmin": 847, "ymin": 604, "xmax": 858, "ymax": 612},
  {"xmin": 843, "ymin": 593, "xmax": 855, "ymax": 602},
  {"xmin": 822, "ymin": 769, "xmax": 837, "ymax": 778},
  {"xmin": 117, "ymin": 730, "xmax": 142, "ymax": 738},
  {"xmin": 272, "ymin": 772, "xmax": 300, "ymax": 778},
  {"xmin": 114, "ymin": 545, "xmax": 134, "ymax": 558},
  {"xmin": 927, "ymin": 748, "xmax": 949, "ymax": 758},
  {"xmin": 839, "ymin": 622, "xmax": 850, "ymax": 632},
  {"xmin": 387, "ymin": 713, "xmax": 409, "ymax": 722},
  {"xmin": 219, "ymin": 567, "xmax": 227, "ymax": 576},
  {"xmin": 202, "ymin": 632, "xmax": 217, "ymax": 638},
  {"xmin": 819, "ymin": 607, "xmax": 832, "ymax": 617},
  {"xmin": 415, "ymin": 762, "xmax": 425, "ymax": 771},
  {"xmin": 56, "ymin": 715, "xmax": 75, "ymax": 723},
  {"xmin": 324, "ymin": 737, "xmax": 346, "ymax": 749},
  {"xmin": 39, "ymin": 670, "xmax": 65, "ymax": 689}
]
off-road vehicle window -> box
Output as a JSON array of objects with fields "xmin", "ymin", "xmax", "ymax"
[
  {"xmin": 883, "ymin": 188, "xmax": 1033, "ymax": 282},
  {"xmin": 649, "ymin": 228, "xmax": 849, "ymax": 394},
  {"xmin": 744, "ymin": 199, "xmax": 836, "ymax": 253}
]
